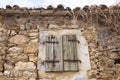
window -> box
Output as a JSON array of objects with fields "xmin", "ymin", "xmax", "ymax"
[
  {"xmin": 38, "ymin": 30, "xmax": 91, "ymax": 73},
  {"xmin": 44, "ymin": 34, "xmax": 80, "ymax": 72}
]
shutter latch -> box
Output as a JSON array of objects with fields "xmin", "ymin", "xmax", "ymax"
[{"xmin": 46, "ymin": 41, "xmax": 59, "ymax": 44}]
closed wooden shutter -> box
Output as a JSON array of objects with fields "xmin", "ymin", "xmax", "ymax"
[
  {"xmin": 62, "ymin": 35, "xmax": 79, "ymax": 71},
  {"xmin": 45, "ymin": 35, "xmax": 62, "ymax": 72}
]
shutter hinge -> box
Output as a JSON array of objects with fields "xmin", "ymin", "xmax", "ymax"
[
  {"xmin": 68, "ymin": 39, "xmax": 80, "ymax": 43},
  {"xmin": 41, "ymin": 41, "xmax": 59, "ymax": 44},
  {"xmin": 64, "ymin": 60, "xmax": 81, "ymax": 63},
  {"xmin": 45, "ymin": 41, "xmax": 59, "ymax": 44},
  {"xmin": 44, "ymin": 60, "xmax": 59, "ymax": 63}
]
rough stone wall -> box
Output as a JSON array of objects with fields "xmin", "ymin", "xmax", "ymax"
[{"xmin": 0, "ymin": 4, "xmax": 119, "ymax": 80}]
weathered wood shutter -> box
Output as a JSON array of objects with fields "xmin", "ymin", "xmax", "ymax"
[
  {"xmin": 62, "ymin": 35, "xmax": 79, "ymax": 71},
  {"xmin": 45, "ymin": 35, "xmax": 62, "ymax": 72}
]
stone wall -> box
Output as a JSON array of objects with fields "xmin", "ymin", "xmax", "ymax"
[{"xmin": 0, "ymin": 4, "xmax": 120, "ymax": 80}]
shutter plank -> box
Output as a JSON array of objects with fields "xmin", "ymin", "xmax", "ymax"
[
  {"xmin": 62, "ymin": 35, "xmax": 70, "ymax": 71},
  {"xmin": 70, "ymin": 35, "xmax": 78, "ymax": 71},
  {"xmin": 45, "ymin": 36, "xmax": 50, "ymax": 71},
  {"xmin": 68, "ymin": 35, "xmax": 74, "ymax": 71},
  {"xmin": 62, "ymin": 35, "xmax": 78, "ymax": 71},
  {"xmin": 59, "ymin": 36, "xmax": 63, "ymax": 71},
  {"xmin": 45, "ymin": 35, "xmax": 62, "ymax": 72},
  {"xmin": 46, "ymin": 36, "xmax": 54, "ymax": 71},
  {"xmin": 53, "ymin": 36, "xmax": 61, "ymax": 71}
]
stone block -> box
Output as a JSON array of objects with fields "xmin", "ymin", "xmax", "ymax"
[
  {"xmin": 9, "ymin": 35, "xmax": 30, "ymax": 45},
  {"xmin": 23, "ymin": 71, "xmax": 37, "ymax": 78},
  {"xmin": 6, "ymin": 53, "xmax": 28, "ymax": 63},
  {"xmin": 4, "ymin": 63, "xmax": 13, "ymax": 70},
  {"xmin": 8, "ymin": 46, "xmax": 23, "ymax": 53},
  {"xmin": 15, "ymin": 62, "xmax": 36, "ymax": 71},
  {"xmin": 48, "ymin": 24, "xmax": 59, "ymax": 29}
]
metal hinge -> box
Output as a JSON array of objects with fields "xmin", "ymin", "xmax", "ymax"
[
  {"xmin": 68, "ymin": 39, "xmax": 80, "ymax": 43},
  {"xmin": 64, "ymin": 60, "xmax": 81, "ymax": 63}
]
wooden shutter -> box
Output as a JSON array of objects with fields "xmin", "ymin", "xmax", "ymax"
[
  {"xmin": 62, "ymin": 35, "xmax": 79, "ymax": 71},
  {"xmin": 45, "ymin": 35, "xmax": 62, "ymax": 72}
]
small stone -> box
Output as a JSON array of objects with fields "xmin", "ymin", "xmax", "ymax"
[
  {"xmin": 106, "ymin": 60, "xmax": 114, "ymax": 68},
  {"xmin": 49, "ymin": 24, "xmax": 59, "ymax": 29},
  {"xmin": 0, "ymin": 32, "xmax": 3, "ymax": 36},
  {"xmin": 24, "ymin": 43, "xmax": 38, "ymax": 53},
  {"xmin": 18, "ymin": 77, "xmax": 28, "ymax": 80},
  {"xmin": 16, "ymin": 18, "xmax": 27, "ymax": 24},
  {"xmin": 10, "ymin": 30, "xmax": 17, "ymax": 36},
  {"xmin": 87, "ymin": 70, "xmax": 97, "ymax": 78},
  {"xmin": 38, "ymin": 71, "xmax": 55, "ymax": 79},
  {"xmin": 29, "ymin": 78, "xmax": 36, "ymax": 80},
  {"xmin": 88, "ymin": 78, "xmax": 97, "ymax": 80},
  {"xmin": 29, "ymin": 54, "xmax": 37, "ymax": 62},
  {"xmin": 19, "ymin": 31, "xmax": 28, "ymax": 36},
  {"xmin": 60, "ymin": 25, "xmax": 67, "ymax": 28},
  {"xmin": 20, "ymin": 25, "xmax": 25, "ymax": 30},
  {"xmin": 0, "ymin": 48, "xmax": 6, "ymax": 55},
  {"xmin": 109, "ymin": 53, "xmax": 120, "ymax": 59},
  {"xmin": 30, "ymin": 39, "xmax": 39, "ymax": 43},
  {"xmin": 28, "ymin": 32, "xmax": 38, "ymax": 37},
  {"xmin": 91, "ymin": 61, "xmax": 97, "ymax": 69},
  {"xmin": 0, "ymin": 27, "xmax": 5, "ymax": 32},
  {"xmin": 70, "ymin": 25, "xmax": 79, "ymax": 28},
  {"xmin": 26, "ymin": 23, "xmax": 31, "ymax": 30},
  {"xmin": 0, "ymin": 36, "xmax": 7, "ymax": 42},
  {"xmin": 4, "ymin": 63, "xmax": 13, "ymax": 70},
  {"xmin": 4, "ymin": 70, "xmax": 10, "ymax": 76},
  {"xmin": 17, "ymin": 54, "xmax": 28, "ymax": 60},
  {"xmin": 56, "ymin": 4, "xmax": 64, "ymax": 10},
  {"xmin": 9, "ymin": 35, "xmax": 30, "ymax": 44},
  {"xmin": 15, "ymin": 62, "xmax": 36, "ymax": 71}
]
